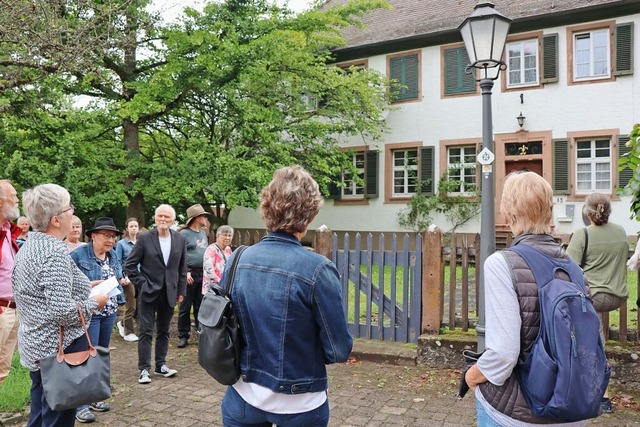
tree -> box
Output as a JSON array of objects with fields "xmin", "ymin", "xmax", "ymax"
[
  {"xmin": 0, "ymin": 0, "xmax": 390, "ymax": 227},
  {"xmin": 125, "ymin": 0, "xmax": 390, "ymax": 226},
  {"xmin": 618, "ymin": 123, "xmax": 640, "ymax": 218}
]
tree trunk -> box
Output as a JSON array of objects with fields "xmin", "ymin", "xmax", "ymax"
[{"xmin": 123, "ymin": 118, "xmax": 145, "ymax": 226}]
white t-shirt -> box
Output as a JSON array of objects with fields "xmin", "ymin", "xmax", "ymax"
[
  {"xmin": 233, "ymin": 379, "xmax": 326, "ymax": 414},
  {"xmin": 158, "ymin": 234, "xmax": 171, "ymax": 265}
]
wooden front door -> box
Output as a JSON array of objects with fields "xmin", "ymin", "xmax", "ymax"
[{"xmin": 505, "ymin": 159, "xmax": 543, "ymax": 176}]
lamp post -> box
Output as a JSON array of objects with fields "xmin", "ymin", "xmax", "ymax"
[{"xmin": 459, "ymin": 1, "xmax": 511, "ymax": 352}]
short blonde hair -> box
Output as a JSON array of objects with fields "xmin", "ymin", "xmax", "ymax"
[
  {"xmin": 260, "ymin": 166, "xmax": 323, "ymax": 234},
  {"xmin": 500, "ymin": 172, "xmax": 553, "ymax": 236}
]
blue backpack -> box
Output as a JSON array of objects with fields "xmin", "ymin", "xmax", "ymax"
[{"xmin": 509, "ymin": 244, "xmax": 610, "ymax": 422}]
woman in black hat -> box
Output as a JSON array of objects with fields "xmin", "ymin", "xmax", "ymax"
[{"xmin": 70, "ymin": 217, "xmax": 124, "ymax": 424}]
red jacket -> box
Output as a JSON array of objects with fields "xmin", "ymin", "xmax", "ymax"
[{"xmin": 0, "ymin": 221, "xmax": 21, "ymax": 265}]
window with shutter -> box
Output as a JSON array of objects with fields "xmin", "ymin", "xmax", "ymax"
[
  {"xmin": 618, "ymin": 135, "xmax": 633, "ymax": 189},
  {"xmin": 614, "ymin": 23, "xmax": 634, "ymax": 76},
  {"xmin": 541, "ymin": 33, "xmax": 558, "ymax": 83},
  {"xmin": 567, "ymin": 21, "xmax": 620, "ymax": 84},
  {"xmin": 443, "ymin": 47, "xmax": 476, "ymax": 95},
  {"xmin": 553, "ymin": 139, "xmax": 570, "ymax": 194},
  {"xmin": 389, "ymin": 52, "xmax": 420, "ymax": 102}
]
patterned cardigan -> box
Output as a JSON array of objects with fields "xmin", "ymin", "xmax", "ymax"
[{"xmin": 12, "ymin": 232, "xmax": 98, "ymax": 370}]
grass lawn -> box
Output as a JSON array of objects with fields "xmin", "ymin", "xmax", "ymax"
[{"xmin": 0, "ymin": 352, "xmax": 30, "ymax": 412}]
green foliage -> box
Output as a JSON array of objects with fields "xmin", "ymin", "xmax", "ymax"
[
  {"xmin": 0, "ymin": 0, "xmax": 389, "ymax": 227},
  {"xmin": 398, "ymin": 170, "xmax": 481, "ymax": 233},
  {"xmin": 619, "ymin": 123, "xmax": 640, "ymax": 219},
  {"xmin": 0, "ymin": 353, "xmax": 30, "ymax": 411}
]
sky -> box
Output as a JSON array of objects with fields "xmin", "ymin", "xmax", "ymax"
[{"xmin": 150, "ymin": 0, "xmax": 316, "ymax": 22}]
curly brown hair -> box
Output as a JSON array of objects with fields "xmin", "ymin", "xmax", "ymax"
[{"xmin": 260, "ymin": 166, "xmax": 323, "ymax": 234}]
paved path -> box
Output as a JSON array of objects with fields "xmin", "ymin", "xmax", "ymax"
[{"xmin": 18, "ymin": 323, "xmax": 640, "ymax": 426}]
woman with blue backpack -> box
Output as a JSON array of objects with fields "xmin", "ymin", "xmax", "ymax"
[{"xmin": 464, "ymin": 172, "xmax": 609, "ymax": 426}]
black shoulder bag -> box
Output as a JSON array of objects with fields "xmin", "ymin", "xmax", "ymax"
[{"xmin": 197, "ymin": 245, "xmax": 247, "ymax": 385}]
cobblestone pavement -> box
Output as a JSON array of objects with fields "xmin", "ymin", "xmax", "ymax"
[{"xmin": 15, "ymin": 323, "xmax": 640, "ymax": 426}]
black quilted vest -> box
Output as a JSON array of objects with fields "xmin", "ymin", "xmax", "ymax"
[{"xmin": 478, "ymin": 233, "xmax": 573, "ymax": 424}]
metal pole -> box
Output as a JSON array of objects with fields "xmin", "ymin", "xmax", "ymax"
[{"xmin": 476, "ymin": 77, "xmax": 496, "ymax": 352}]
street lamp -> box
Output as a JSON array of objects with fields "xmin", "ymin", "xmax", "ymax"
[{"xmin": 459, "ymin": 1, "xmax": 511, "ymax": 352}]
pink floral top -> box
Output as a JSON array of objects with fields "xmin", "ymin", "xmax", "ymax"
[{"xmin": 202, "ymin": 243, "xmax": 233, "ymax": 294}]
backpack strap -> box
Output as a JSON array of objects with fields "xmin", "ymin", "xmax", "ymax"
[
  {"xmin": 580, "ymin": 228, "xmax": 589, "ymax": 268},
  {"xmin": 220, "ymin": 245, "xmax": 248, "ymax": 297},
  {"xmin": 509, "ymin": 244, "xmax": 585, "ymax": 291}
]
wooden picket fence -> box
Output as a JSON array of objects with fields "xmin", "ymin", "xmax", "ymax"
[{"xmin": 233, "ymin": 227, "xmax": 639, "ymax": 342}]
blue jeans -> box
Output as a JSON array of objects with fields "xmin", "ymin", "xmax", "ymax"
[
  {"xmin": 221, "ymin": 385, "xmax": 329, "ymax": 427},
  {"xmin": 27, "ymin": 335, "xmax": 89, "ymax": 427},
  {"xmin": 77, "ymin": 311, "xmax": 116, "ymax": 413},
  {"xmin": 476, "ymin": 398, "xmax": 504, "ymax": 427}
]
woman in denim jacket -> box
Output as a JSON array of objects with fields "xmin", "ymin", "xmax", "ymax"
[
  {"xmin": 221, "ymin": 166, "xmax": 353, "ymax": 427},
  {"xmin": 70, "ymin": 217, "xmax": 123, "ymax": 423}
]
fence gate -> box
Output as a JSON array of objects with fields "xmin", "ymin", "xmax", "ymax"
[{"xmin": 331, "ymin": 232, "xmax": 422, "ymax": 343}]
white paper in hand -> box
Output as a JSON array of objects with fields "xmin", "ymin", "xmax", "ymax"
[{"xmin": 89, "ymin": 276, "xmax": 122, "ymax": 298}]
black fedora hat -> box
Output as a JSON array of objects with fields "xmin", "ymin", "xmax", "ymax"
[{"xmin": 85, "ymin": 217, "xmax": 121, "ymax": 237}]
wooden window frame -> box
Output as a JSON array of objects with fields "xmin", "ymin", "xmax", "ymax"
[
  {"xmin": 501, "ymin": 31, "xmax": 544, "ymax": 92},
  {"xmin": 385, "ymin": 141, "xmax": 422, "ymax": 202},
  {"xmin": 567, "ymin": 21, "xmax": 616, "ymax": 85},
  {"xmin": 567, "ymin": 128, "xmax": 620, "ymax": 199},
  {"xmin": 439, "ymin": 138, "xmax": 481, "ymax": 197}
]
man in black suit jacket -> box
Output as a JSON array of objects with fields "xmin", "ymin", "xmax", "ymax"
[{"xmin": 124, "ymin": 204, "xmax": 187, "ymax": 384}]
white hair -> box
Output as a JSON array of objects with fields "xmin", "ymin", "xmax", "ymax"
[
  {"xmin": 22, "ymin": 184, "xmax": 70, "ymax": 232},
  {"xmin": 155, "ymin": 204, "xmax": 176, "ymax": 220}
]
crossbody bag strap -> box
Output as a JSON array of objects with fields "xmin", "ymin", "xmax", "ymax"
[
  {"xmin": 580, "ymin": 228, "xmax": 589, "ymax": 268},
  {"xmin": 222, "ymin": 245, "xmax": 248, "ymax": 297}
]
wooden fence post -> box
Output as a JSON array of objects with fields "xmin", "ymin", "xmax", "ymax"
[
  {"xmin": 422, "ymin": 227, "xmax": 443, "ymax": 334},
  {"xmin": 315, "ymin": 225, "xmax": 332, "ymax": 259}
]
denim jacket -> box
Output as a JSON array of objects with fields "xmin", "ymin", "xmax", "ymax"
[
  {"xmin": 115, "ymin": 238, "xmax": 135, "ymax": 273},
  {"xmin": 70, "ymin": 243, "xmax": 123, "ymax": 312},
  {"xmin": 230, "ymin": 232, "xmax": 353, "ymax": 394}
]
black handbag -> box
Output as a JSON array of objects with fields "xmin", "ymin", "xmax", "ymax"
[
  {"xmin": 39, "ymin": 304, "xmax": 111, "ymax": 411},
  {"xmin": 197, "ymin": 245, "xmax": 247, "ymax": 385}
]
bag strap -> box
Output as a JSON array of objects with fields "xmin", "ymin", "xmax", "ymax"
[
  {"xmin": 56, "ymin": 304, "xmax": 97, "ymax": 362},
  {"xmin": 509, "ymin": 244, "xmax": 585, "ymax": 291},
  {"xmin": 221, "ymin": 245, "xmax": 248, "ymax": 297},
  {"xmin": 580, "ymin": 227, "xmax": 589, "ymax": 268}
]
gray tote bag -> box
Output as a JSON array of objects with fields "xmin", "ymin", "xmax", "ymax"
[{"xmin": 39, "ymin": 305, "xmax": 111, "ymax": 411}]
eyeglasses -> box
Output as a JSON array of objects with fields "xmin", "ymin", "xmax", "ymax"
[
  {"xmin": 58, "ymin": 204, "xmax": 75, "ymax": 216},
  {"xmin": 96, "ymin": 232, "xmax": 117, "ymax": 240}
]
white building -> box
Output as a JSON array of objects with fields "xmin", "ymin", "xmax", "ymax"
[{"xmin": 230, "ymin": 0, "xmax": 640, "ymax": 241}]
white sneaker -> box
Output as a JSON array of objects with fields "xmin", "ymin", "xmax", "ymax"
[
  {"xmin": 116, "ymin": 321, "xmax": 125, "ymax": 338},
  {"xmin": 123, "ymin": 333, "xmax": 138, "ymax": 342},
  {"xmin": 154, "ymin": 365, "xmax": 177, "ymax": 378},
  {"xmin": 138, "ymin": 369, "xmax": 151, "ymax": 384}
]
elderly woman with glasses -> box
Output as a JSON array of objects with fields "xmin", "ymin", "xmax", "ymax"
[
  {"xmin": 12, "ymin": 184, "xmax": 108, "ymax": 426},
  {"xmin": 70, "ymin": 217, "xmax": 124, "ymax": 423}
]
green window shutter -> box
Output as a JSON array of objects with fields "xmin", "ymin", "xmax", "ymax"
[
  {"xmin": 364, "ymin": 150, "xmax": 379, "ymax": 199},
  {"xmin": 541, "ymin": 33, "xmax": 559, "ymax": 83},
  {"xmin": 552, "ymin": 138, "xmax": 570, "ymax": 194},
  {"xmin": 390, "ymin": 54, "xmax": 419, "ymax": 101},
  {"xmin": 420, "ymin": 147, "xmax": 435, "ymax": 196},
  {"xmin": 444, "ymin": 47, "xmax": 476, "ymax": 95},
  {"xmin": 618, "ymin": 135, "xmax": 633, "ymax": 189},
  {"xmin": 614, "ymin": 23, "xmax": 634, "ymax": 76}
]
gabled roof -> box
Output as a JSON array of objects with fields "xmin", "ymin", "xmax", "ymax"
[{"xmin": 326, "ymin": 0, "xmax": 639, "ymax": 61}]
